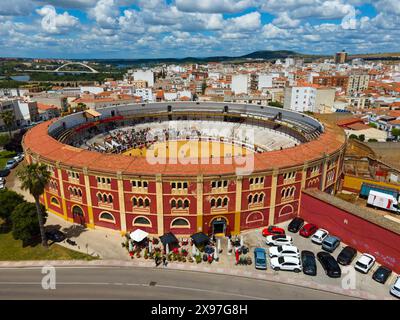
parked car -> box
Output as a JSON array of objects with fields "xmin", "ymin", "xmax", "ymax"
[
  {"xmin": 322, "ymin": 235, "xmax": 341, "ymax": 253},
  {"xmin": 254, "ymin": 248, "xmax": 267, "ymax": 270},
  {"xmin": 0, "ymin": 169, "xmax": 10, "ymax": 178},
  {"xmin": 288, "ymin": 217, "xmax": 304, "ymax": 233},
  {"xmin": 265, "ymin": 234, "xmax": 293, "ymax": 246},
  {"xmin": 13, "ymin": 153, "xmax": 24, "ymax": 163},
  {"xmin": 299, "ymin": 223, "xmax": 318, "ymax": 238},
  {"xmin": 337, "ymin": 246, "xmax": 357, "ymax": 266},
  {"xmin": 355, "ymin": 253, "xmax": 375, "ymax": 274},
  {"xmin": 5, "ymin": 159, "xmax": 17, "ymax": 170},
  {"xmin": 270, "ymin": 256, "xmax": 302, "ymax": 273},
  {"xmin": 317, "ymin": 252, "xmax": 341, "ymax": 278},
  {"xmin": 311, "ymin": 228, "xmax": 329, "ymax": 245},
  {"xmin": 262, "ymin": 226, "xmax": 285, "ymax": 237},
  {"xmin": 45, "ymin": 229, "xmax": 66, "ymax": 243},
  {"xmin": 301, "ymin": 250, "xmax": 317, "ymax": 276},
  {"xmin": 372, "ymin": 266, "xmax": 392, "ymax": 284},
  {"xmin": 390, "ymin": 276, "xmax": 400, "ymax": 298},
  {"xmin": 269, "ymin": 245, "xmax": 300, "ymax": 258}
]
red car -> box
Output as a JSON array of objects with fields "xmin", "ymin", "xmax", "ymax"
[
  {"xmin": 299, "ymin": 223, "xmax": 318, "ymax": 238},
  {"xmin": 262, "ymin": 226, "xmax": 285, "ymax": 237}
]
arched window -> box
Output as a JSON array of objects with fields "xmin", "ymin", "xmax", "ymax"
[
  {"xmin": 253, "ymin": 194, "xmax": 258, "ymax": 203},
  {"xmin": 98, "ymin": 193, "xmax": 102, "ymax": 201},
  {"xmin": 177, "ymin": 182, "xmax": 182, "ymax": 189},
  {"xmin": 78, "ymin": 189, "xmax": 82, "ymax": 197},
  {"xmin": 259, "ymin": 193, "xmax": 264, "ymax": 202},
  {"xmin": 143, "ymin": 181, "xmax": 148, "ymax": 188},
  {"xmin": 99, "ymin": 212, "xmax": 115, "ymax": 223},
  {"xmin": 249, "ymin": 178, "xmax": 254, "ymax": 185},
  {"xmin": 171, "ymin": 218, "xmax": 189, "ymax": 227},
  {"xmin": 183, "ymin": 182, "xmax": 188, "ymax": 189},
  {"xmin": 223, "ymin": 197, "xmax": 228, "ymax": 207},
  {"xmin": 248, "ymin": 194, "xmax": 253, "ymax": 204},
  {"xmin": 50, "ymin": 197, "xmax": 59, "ymax": 206},
  {"xmin": 171, "ymin": 182, "xmax": 176, "ymax": 189},
  {"xmin": 138, "ymin": 198, "xmax": 144, "ymax": 207},
  {"xmin": 171, "ymin": 199, "xmax": 176, "ymax": 209},
  {"xmin": 133, "ymin": 216, "xmax": 151, "ymax": 226},
  {"xmin": 281, "ymin": 188, "xmax": 286, "ymax": 198},
  {"xmin": 103, "ymin": 194, "xmax": 107, "ymax": 202},
  {"xmin": 217, "ymin": 198, "xmax": 222, "ymax": 207},
  {"xmin": 184, "ymin": 199, "xmax": 189, "ymax": 209},
  {"xmin": 144, "ymin": 198, "xmax": 150, "ymax": 207},
  {"xmin": 211, "ymin": 198, "xmax": 216, "ymax": 208},
  {"xmin": 108, "ymin": 195, "xmax": 113, "ymax": 203},
  {"xmin": 177, "ymin": 199, "xmax": 183, "ymax": 208},
  {"xmin": 133, "ymin": 198, "xmax": 138, "ymax": 206}
]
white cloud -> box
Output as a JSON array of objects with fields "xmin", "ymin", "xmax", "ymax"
[
  {"xmin": 272, "ymin": 12, "xmax": 300, "ymax": 28},
  {"xmin": 225, "ymin": 11, "xmax": 261, "ymax": 32},
  {"xmin": 36, "ymin": 5, "xmax": 79, "ymax": 34},
  {"xmin": 262, "ymin": 23, "xmax": 289, "ymax": 39},
  {"xmin": 175, "ymin": 0, "xmax": 255, "ymax": 13},
  {"xmin": 88, "ymin": 0, "xmax": 120, "ymax": 29},
  {"xmin": 0, "ymin": 0, "xmax": 35, "ymax": 16}
]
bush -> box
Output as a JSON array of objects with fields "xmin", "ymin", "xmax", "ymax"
[{"xmin": 0, "ymin": 189, "xmax": 24, "ymax": 224}]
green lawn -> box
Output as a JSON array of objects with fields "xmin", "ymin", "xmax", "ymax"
[
  {"xmin": 0, "ymin": 151, "xmax": 16, "ymax": 169},
  {"xmin": 0, "ymin": 231, "xmax": 98, "ymax": 261}
]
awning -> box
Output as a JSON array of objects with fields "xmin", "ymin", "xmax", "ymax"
[
  {"xmin": 159, "ymin": 232, "xmax": 179, "ymax": 246},
  {"xmin": 130, "ymin": 229, "xmax": 149, "ymax": 242},
  {"xmin": 190, "ymin": 232, "xmax": 210, "ymax": 246},
  {"xmin": 84, "ymin": 108, "xmax": 101, "ymax": 118}
]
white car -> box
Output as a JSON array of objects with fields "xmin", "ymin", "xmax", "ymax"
[
  {"xmin": 13, "ymin": 153, "xmax": 24, "ymax": 163},
  {"xmin": 269, "ymin": 245, "xmax": 300, "ymax": 258},
  {"xmin": 311, "ymin": 229, "xmax": 329, "ymax": 244},
  {"xmin": 270, "ymin": 256, "xmax": 302, "ymax": 272},
  {"xmin": 265, "ymin": 235, "xmax": 293, "ymax": 246},
  {"xmin": 354, "ymin": 253, "xmax": 375, "ymax": 274},
  {"xmin": 390, "ymin": 276, "xmax": 400, "ymax": 298}
]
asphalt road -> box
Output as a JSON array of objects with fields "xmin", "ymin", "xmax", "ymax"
[{"xmin": 0, "ymin": 267, "xmax": 358, "ymax": 300}]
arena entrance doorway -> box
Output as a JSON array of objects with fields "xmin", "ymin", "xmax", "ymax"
[
  {"xmin": 211, "ymin": 217, "xmax": 227, "ymax": 237},
  {"xmin": 72, "ymin": 206, "xmax": 85, "ymax": 227}
]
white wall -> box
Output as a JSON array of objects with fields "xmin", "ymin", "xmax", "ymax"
[{"xmin": 232, "ymin": 74, "xmax": 248, "ymax": 95}]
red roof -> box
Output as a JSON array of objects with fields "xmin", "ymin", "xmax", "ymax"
[{"xmin": 23, "ymin": 119, "xmax": 346, "ymax": 177}]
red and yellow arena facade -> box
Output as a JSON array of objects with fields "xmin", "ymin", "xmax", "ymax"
[{"xmin": 22, "ymin": 102, "xmax": 346, "ymax": 236}]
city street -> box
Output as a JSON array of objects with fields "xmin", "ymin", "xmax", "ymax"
[{"xmin": 0, "ymin": 266, "xmax": 357, "ymax": 300}]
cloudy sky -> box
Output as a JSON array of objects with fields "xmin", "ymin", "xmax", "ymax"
[{"xmin": 0, "ymin": 0, "xmax": 399, "ymax": 59}]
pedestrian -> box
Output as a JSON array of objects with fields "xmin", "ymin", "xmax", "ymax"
[
  {"xmin": 162, "ymin": 255, "xmax": 168, "ymax": 267},
  {"xmin": 155, "ymin": 255, "xmax": 160, "ymax": 267}
]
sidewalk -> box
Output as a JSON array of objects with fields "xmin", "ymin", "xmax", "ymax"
[{"xmin": 0, "ymin": 258, "xmax": 393, "ymax": 300}]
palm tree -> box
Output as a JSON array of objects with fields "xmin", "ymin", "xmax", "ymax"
[
  {"xmin": 1, "ymin": 110, "xmax": 15, "ymax": 137},
  {"xmin": 17, "ymin": 163, "xmax": 51, "ymax": 247}
]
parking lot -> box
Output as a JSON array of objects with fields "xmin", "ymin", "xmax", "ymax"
[{"xmin": 242, "ymin": 220, "xmax": 398, "ymax": 299}]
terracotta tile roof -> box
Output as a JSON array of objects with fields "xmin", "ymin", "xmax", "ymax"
[{"xmin": 23, "ymin": 119, "xmax": 346, "ymax": 176}]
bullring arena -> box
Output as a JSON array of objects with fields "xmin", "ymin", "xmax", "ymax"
[{"xmin": 22, "ymin": 102, "xmax": 346, "ymax": 236}]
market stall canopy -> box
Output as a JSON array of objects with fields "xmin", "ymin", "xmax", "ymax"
[
  {"xmin": 160, "ymin": 232, "xmax": 179, "ymax": 246},
  {"xmin": 190, "ymin": 232, "xmax": 210, "ymax": 246},
  {"xmin": 130, "ymin": 229, "xmax": 149, "ymax": 242}
]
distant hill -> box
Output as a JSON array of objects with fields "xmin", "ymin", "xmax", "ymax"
[{"xmin": 86, "ymin": 50, "xmax": 309, "ymax": 66}]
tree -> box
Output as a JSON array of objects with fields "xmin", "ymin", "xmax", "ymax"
[
  {"xmin": 11, "ymin": 202, "xmax": 47, "ymax": 246},
  {"xmin": 349, "ymin": 134, "xmax": 358, "ymax": 140},
  {"xmin": 269, "ymin": 101, "xmax": 284, "ymax": 108},
  {"xmin": 392, "ymin": 128, "xmax": 400, "ymax": 141},
  {"xmin": 359, "ymin": 134, "xmax": 365, "ymax": 142},
  {"xmin": 368, "ymin": 138, "xmax": 378, "ymax": 142},
  {"xmin": 368, "ymin": 123, "xmax": 377, "ymax": 128},
  {"xmin": 17, "ymin": 163, "xmax": 51, "ymax": 247},
  {"xmin": 0, "ymin": 133, "xmax": 9, "ymax": 147},
  {"xmin": 0, "ymin": 189, "xmax": 24, "ymax": 225},
  {"xmin": 0, "ymin": 110, "xmax": 15, "ymax": 137}
]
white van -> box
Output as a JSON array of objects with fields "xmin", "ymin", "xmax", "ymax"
[{"xmin": 367, "ymin": 190, "xmax": 400, "ymax": 214}]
